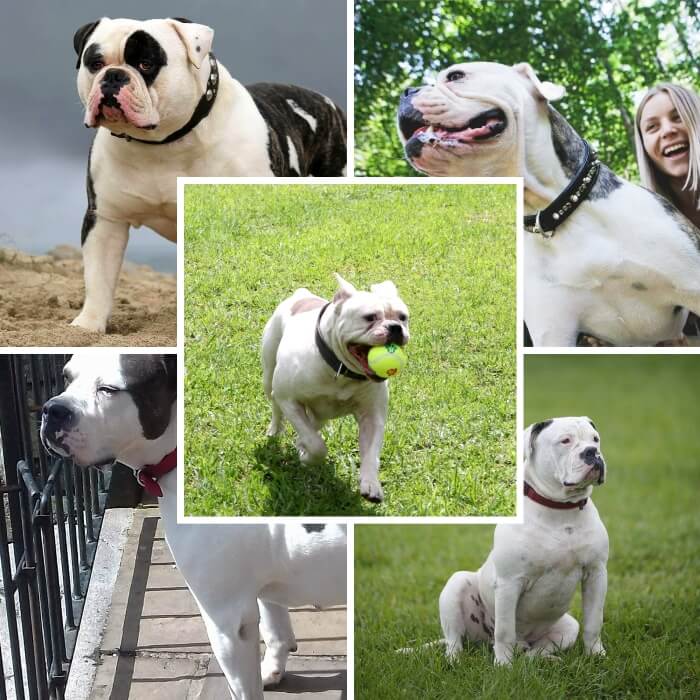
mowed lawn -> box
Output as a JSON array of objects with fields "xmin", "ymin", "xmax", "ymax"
[
  {"xmin": 184, "ymin": 184, "xmax": 516, "ymax": 516},
  {"xmin": 355, "ymin": 356, "xmax": 700, "ymax": 698}
]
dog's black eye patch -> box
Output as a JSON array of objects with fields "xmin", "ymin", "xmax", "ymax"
[
  {"xmin": 83, "ymin": 43, "xmax": 105, "ymax": 73},
  {"xmin": 124, "ymin": 30, "xmax": 168, "ymax": 87}
]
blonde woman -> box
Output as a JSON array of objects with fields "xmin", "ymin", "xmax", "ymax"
[
  {"xmin": 636, "ymin": 83, "xmax": 700, "ymax": 340},
  {"xmin": 635, "ymin": 83, "xmax": 700, "ymax": 229}
]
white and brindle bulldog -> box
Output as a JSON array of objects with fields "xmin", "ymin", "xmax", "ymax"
[
  {"xmin": 439, "ymin": 417, "xmax": 608, "ymax": 665},
  {"xmin": 71, "ymin": 17, "xmax": 347, "ymax": 333},
  {"xmin": 398, "ymin": 61, "xmax": 700, "ymax": 346},
  {"xmin": 40, "ymin": 353, "xmax": 347, "ymax": 699},
  {"xmin": 262, "ymin": 274, "xmax": 410, "ymax": 503}
]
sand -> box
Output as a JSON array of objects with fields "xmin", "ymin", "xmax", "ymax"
[{"xmin": 0, "ymin": 246, "xmax": 176, "ymax": 347}]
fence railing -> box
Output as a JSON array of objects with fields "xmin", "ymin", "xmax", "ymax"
[{"xmin": 0, "ymin": 355, "xmax": 111, "ymax": 700}]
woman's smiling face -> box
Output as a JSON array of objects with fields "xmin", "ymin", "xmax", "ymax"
[{"xmin": 640, "ymin": 91, "xmax": 690, "ymax": 181}]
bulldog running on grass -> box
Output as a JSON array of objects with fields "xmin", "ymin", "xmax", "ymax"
[{"xmin": 262, "ymin": 274, "xmax": 410, "ymax": 503}]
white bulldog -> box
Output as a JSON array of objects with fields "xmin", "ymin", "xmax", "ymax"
[
  {"xmin": 439, "ymin": 417, "xmax": 608, "ymax": 665},
  {"xmin": 262, "ymin": 274, "xmax": 410, "ymax": 502},
  {"xmin": 398, "ymin": 61, "xmax": 700, "ymax": 346},
  {"xmin": 71, "ymin": 17, "xmax": 346, "ymax": 333},
  {"xmin": 40, "ymin": 353, "xmax": 347, "ymax": 699}
]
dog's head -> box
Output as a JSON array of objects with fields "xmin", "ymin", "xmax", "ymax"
[
  {"xmin": 40, "ymin": 353, "xmax": 176, "ymax": 468},
  {"xmin": 524, "ymin": 416, "xmax": 606, "ymax": 501},
  {"xmin": 397, "ymin": 61, "xmax": 565, "ymax": 176},
  {"xmin": 324, "ymin": 274, "xmax": 410, "ymax": 379},
  {"xmin": 74, "ymin": 17, "xmax": 214, "ymax": 138}
]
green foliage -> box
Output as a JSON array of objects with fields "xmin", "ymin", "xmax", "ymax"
[
  {"xmin": 184, "ymin": 183, "xmax": 516, "ymax": 516},
  {"xmin": 355, "ymin": 355, "xmax": 700, "ymax": 698},
  {"xmin": 355, "ymin": 0, "xmax": 700, "ymax": 178}
]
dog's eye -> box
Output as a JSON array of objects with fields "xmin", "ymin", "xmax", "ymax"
[
  {"xmin": 89, "ymin": 60, "xmax": 105, "ymax": 72},
  {"xmin": 398, "ymin": 313, "xmax": 408, "ymax": 322},
  {"xmin": 561, "ymin": 437, "xmax": 571, "ymax": 445},
  {"xmin": 593, "ymin": 435, "xmax": 600, "ymax": 443},
  {"xmin": 139, "ymin": 60, "xmax": 154, "ymax": 73},
  {"xmin": 97, "ymin": 385, "xmax": 120, "ymax": 396},
  {"xmin": 363, "ymin": 313, "xmax": 377, "ymax": 322},
  {"xmin": 446, "ymin": 70, "xmax": 466, "ymax": 82}
]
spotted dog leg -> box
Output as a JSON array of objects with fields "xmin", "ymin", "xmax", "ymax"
[{"xmin": 439, "ymin": 571, "xmax": 494, "ymax": 661}]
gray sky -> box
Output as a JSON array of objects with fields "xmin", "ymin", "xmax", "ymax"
[{"xmin": 0, "ymin": 1, "xmax": 347, "ymax": 272}]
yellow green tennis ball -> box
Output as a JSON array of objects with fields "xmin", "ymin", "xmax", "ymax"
[{"xmin": 367, "ymin": 344, "xmax": 407, "ymax": 378}]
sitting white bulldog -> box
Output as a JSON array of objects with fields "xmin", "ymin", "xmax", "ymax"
[
  {"xmin": 439, "ymin": 417, "xmax": 608, "ymax": 665},
  {"xmin": 262, "ymin": 274, "xmax": 410, "ymax": 502}
]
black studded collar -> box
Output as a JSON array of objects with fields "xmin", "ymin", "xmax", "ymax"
[
  {"xmin": 524, "ymin": 140, "xmax": 601, "ymax": 238},
  {"xmin": 111, "ymin": 53, "xmax": 219, "ymax": 145}
]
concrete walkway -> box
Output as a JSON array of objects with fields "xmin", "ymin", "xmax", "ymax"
[{"xmin": 85, "ymin": 507, "xmax": 347, "ymax": 699}]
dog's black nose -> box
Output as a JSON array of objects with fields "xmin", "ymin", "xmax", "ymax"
[
  {"xmin": 43, "ymin": 399, "xmax": 74, "ymax": 426},
  {"xmin": 387, "ymin": 323, "xmax": 405, "ymax": 344},
  {"xmin": 101, "ymin": 68, "xmax": 130, "ymax": 91},
  {"xmin": 581, "ymin": 446, "xmax": 598, "ymax": 465}
]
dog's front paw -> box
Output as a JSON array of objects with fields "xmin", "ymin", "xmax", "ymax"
[
  {"xmin": 584, "ymin": 640, "xmax": 605, "ymax": 656},
  {"xmin": 260, "ymin": 658, "xmax": 285, "ymax": 688},
  {"xmin": 70, "ymin": 312, "xmax": 107, "ymax": 334},
  {"xmin": 359, "ymin": 477, "xmax": 384, "ymax": 503},
  {"xmin": 296, "ymin": 438, "xmax": 328, "ymax": 465}
]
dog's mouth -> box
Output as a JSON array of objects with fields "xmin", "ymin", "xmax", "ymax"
[
  {"xmin": 348, "ymin": 344, "xmax": 374, "ymax": 377},
  {"xmin": 98, "ymin": 94, "xmax": 127, "ymax": 123},
  {"xmin": 347, "ymin": 344, "xmax": 379, "ymax": 378},
  {"xmin": 411, "ymin": 107, "xmax": 507, "ymax": 147},
  {"xmin": 564, "ymin": 461, "xmax": 605, "ymax": 488},
  {"xmin": 662, "ymin": 142, "xmax": 689, "ymax": 159}
]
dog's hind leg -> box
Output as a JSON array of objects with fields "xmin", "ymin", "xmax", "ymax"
[
  {"xmin": 259, "ymin": 600, "xmax": 297, "ymax": 687},
  {"xmin": 526, "ymin": 613, "xmax": 579, "ymax": 659},
  {"xmin": 439, "ymin": 571, "xmax": 492, "ymax": 661},
  {"xmin": 198, "ymin": 596, "xmax": 264, "ymax": 699}
]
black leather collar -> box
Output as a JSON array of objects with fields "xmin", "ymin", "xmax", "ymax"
[
  {"xmin": 111, "ymin": 53, "xmax": 219, "ymax": 145},
  {"xmin": 315, "ymin": 304, "xmax": 386, "ymax": 383},
  {"xmin": 523, "ymin": 140, "xmax": 601, "ymax": 237}
]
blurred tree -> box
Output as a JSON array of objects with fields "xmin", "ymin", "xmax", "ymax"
[{"xmin": 355, "ymin": 0, "xmax": 700, "ymax": 178}]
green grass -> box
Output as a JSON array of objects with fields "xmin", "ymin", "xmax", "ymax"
[
  {"xmin": 355, "ymin": 356, "xmax": 700, "ymax": 698},
  {"xmin": 184, "ymin": 184, "xmax": 516, "ymax": 516}
]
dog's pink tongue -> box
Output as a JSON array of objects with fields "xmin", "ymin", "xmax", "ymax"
[{"xmin": 446, "ymin": 117, "xmax": 502, "ymax": 142}]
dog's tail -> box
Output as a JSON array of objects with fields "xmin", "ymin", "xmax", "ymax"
[{"xmin": 395, "ymin": 639, "xmax": 447, "ymax": 654}]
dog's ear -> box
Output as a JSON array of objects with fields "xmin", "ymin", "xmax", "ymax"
[
  {"xmin": 74, "ymin": 19, "xmax": 102, "ymax": 69},
  {"xmin": 332, "ymin": 273, "xmax": 357, "ymax": 304},
  {"xmin": 524, "ymin": 419, "xmax": 553, "ymax": 461},
  {"xmin": 585, "ymin": 416, "xmax": 597, "ymax": 431},
  {"xmin": 163, "ymin": 355, "xmax": 177, "ymax": 396},
  {"xmin": 369, "ymin": 281, "xmax": 399, "ymax": 298},
  {"xmin": 168, "ymin": 18, "xmax": 214, "ymax": 69},
  {"xmin": 512, "ymin": 63, "xmax": 565, "ymax": 102}
]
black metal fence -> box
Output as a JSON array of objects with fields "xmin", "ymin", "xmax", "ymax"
[{"xmin": 0, "ymin": 355, "xmax": 111, "ymax": 700}]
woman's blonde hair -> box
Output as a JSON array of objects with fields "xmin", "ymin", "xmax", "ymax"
[{"xmin": 634, "ymin": 83, "xmax": 700, "ymax": 211}]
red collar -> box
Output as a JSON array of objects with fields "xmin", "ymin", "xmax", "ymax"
[
  {"xmin": 136, "ymin": 449, "xmax": 177, "ymax": 498},
  {"xmin": 524, "ymin": 481, "xmax": 587, "ymax": 510}
]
